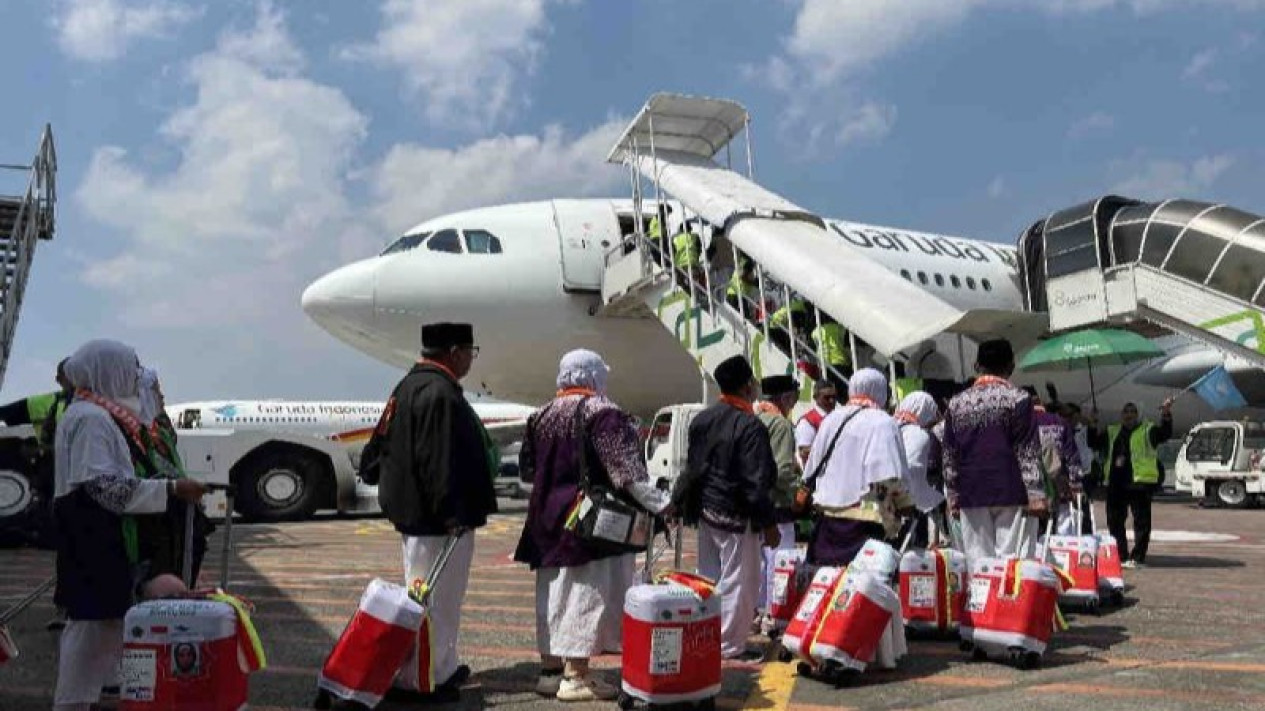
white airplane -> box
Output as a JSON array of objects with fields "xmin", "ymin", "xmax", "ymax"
[
  {"xmin": 166, "ymin": 399, "xmax": 536, "ymax": 447},
  {"xmin": 301, "ymin": 198, "xmax": 1262, "ymax": 432}
]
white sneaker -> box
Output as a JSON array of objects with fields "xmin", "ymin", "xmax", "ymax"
[
  {"xmin": 536, "ymin": 670, "xmax": 563, "ymax": 696},
  {"xmin": 556, "ymin": 674, "xmax": 619, "ymax": 702},
  {"xmin": 1122, "ymin": 560, "xmax": 1138, "ymax": 570}
]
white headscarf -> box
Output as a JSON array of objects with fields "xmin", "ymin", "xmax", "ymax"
[
  {"xmin": 65, "ymin": 340, "xmax": 141, "ymax": 410},
  {"xmin": 896, "ymin": 392, "xmax": 939, "ymax": 428},
  {"xmin": 556, "ymin": 349, "xmax": 610, "ymax": 395},
  {"xmin": 138, "ymin": 367, "xmax": 162, "ymax": 425},
  {"xmin": 847, "ymin": 368, "xmax": 889, "ymax": 407}
]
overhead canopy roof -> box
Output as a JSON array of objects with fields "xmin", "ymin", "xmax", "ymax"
[{"xmin": 606, "ymin": 93, "xmax": 749, "ymax": 163}]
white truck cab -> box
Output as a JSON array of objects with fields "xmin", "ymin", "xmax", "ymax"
[
  {"xmin": 1174, "ymin": 420, "xmax": 1265, "ymax": 508},
  {"xmin": 643, "ymin": 404, "xmax": 705, "ymax": 490}
]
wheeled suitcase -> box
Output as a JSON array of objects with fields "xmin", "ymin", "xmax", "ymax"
[
  {"xmin": 121, "ymin": 485, "xmax": 266, "ymax": 711},
  {"xmin": 959, "ymin": 518, "xmax": 1066, "ymax": 669},
  {"xmin": 315, "ymin": 533, "xmax": 465, "ymax": 709},
  {"xmin": 1042, "ymin": 495, "xmax": 1101, "ymax": 610},
  {"xmin": 781, "ymin": 566, "xmax": 844, "ymax": 660},
  {"xmin": 619, "ymin": 571, "xmax": 722, "ymax": 710},
  {"xmin": 807, "ymin": 571, "xmax": 902, "ymax": 674},
  {"xmin": 1086, "ymin": 498, "xmax": 1125, "ymax": 604},
  {"xmin": 767, "ymin": 548, "xmax": 810, "ymax": 629},
  {"xmin": 899, "ymin": 547, "xmax": 966, "ymax": 635}
]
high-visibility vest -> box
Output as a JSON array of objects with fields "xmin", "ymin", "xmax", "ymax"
[
  {"xmin": 726, "ymin": 270, "xmax": 758, "ymax": 300},
  {"xmin": 1105, "ymin": 422, "xmax": 1160, "ymax": 485},
  {"xmin": 672, "ymin": 231, "xmax": 701, "ymax": 268},
  {"xmin": 648, "ymin": 216, "xmax": 663, "ymax": 244},
  {"xmin": 27, "ymin": 391, "xmax": 69, "ymax": 450},
  {"xmin": 811, "ymin": 323, "xmax": 850, "ymax": 367},
  {"xmin": 770, "ymin": 299, "xmax": 806, "ymax": 329}
]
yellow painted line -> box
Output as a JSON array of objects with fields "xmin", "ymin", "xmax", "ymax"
[{"xmin": 741, "ymin": 658, "xmax": 797, "ymax": 711}]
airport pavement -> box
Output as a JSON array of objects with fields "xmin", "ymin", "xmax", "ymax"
[{"xmin": 3, "ymin": 496, "xmax": 1265, "ymax": 710}]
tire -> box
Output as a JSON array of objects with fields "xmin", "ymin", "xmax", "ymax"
[
  {"xmin": 235, "ymin": 451, "xmax": 326, "ymax": 522},
  {"xmin": 0, "ymin": 468, "xmax": 34, "ymax": 546},
  {"xmin": 1212, "ymin": 480, "xmax": 1250, "ymax": 508}
]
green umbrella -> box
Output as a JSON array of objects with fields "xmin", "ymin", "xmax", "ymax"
[{"xmin": 1018, "ymin": 328, "xmax": 1165, "ymax": 408}]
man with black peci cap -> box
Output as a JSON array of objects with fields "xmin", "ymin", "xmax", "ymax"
[
  {"xmin": 373, "ymin": 322, "xmax": 499, "ymax": 704},
  {"xmin": 672, "ymin": 355, "xmax": 780, "ymax": 660},
  {"xmin": 754, "ymin": 374, "xmax": 802, "ymax": 631},
  {"xmin": 942, "ymin": 338, "xmax": 1044, "ymax": 564}
]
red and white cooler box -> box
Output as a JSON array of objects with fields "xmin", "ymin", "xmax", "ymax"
[
  {"xmin": 318, "ymin": 579, "xmax": 425, "ymax": 707},
  {"xmin": 899, "ymin": 547, "xmax": 967, "ymax": 634},
  {"xmin": 1043, "ymin": 535, "xmax": 1100, "ymax": 606},
  {"xmin": 809, "ymin": 571, "xmax": 902, "ymax": 672},
  {"xmin": 851, "ymin": 540, "xmax": 901, "ymax": 580},
  {"xmin": 622, "ymin": 577, "xmax": 722, "ymax": 705},
  {"xmin": 768, "ymin": 549, "xmax": 810, "ymax": 626},
  {"xmin": 120, "ymin": 599, "xmax": 256, "ymax": 711},
  {"xmin": 782, "ymin": 566, "xmax": 844, "ymax": 659},
  {"xmin": 960, "ymin": 558, "xmax": 1064, "ymax": 656},
  {"xmin": 1095, "ymin": 533, "xmax": 1125, "ymax": 595}
]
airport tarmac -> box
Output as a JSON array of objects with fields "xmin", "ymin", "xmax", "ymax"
[{"xmin": 2, "ymin": 497, "xmax": 1264, "ymax": 710}]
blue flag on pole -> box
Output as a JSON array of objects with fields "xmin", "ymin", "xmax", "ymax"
[{"xmin": 1192, "ymin": 365, "xmax": 1248, "ymax": 411}]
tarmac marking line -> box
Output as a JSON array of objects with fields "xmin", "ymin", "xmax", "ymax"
[{"xmin": 1030, "ymin": 681, "xmax": 1265, "ymax": 705}]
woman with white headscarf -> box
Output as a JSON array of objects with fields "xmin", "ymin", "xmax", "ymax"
[
  {"xmin": 895, "ymin": 391, "xmax": 945, "ymax": 548},
  {"xmin": 802, "ymin": 368, "xmax": 912, "ymax": 566},
  {"xmin": 514, "ymin": 349, "xmax": 670, "ymax": 702},
  {"xmin": 52, "ymin": 340, "xmax": 206, "ymax": 711}
]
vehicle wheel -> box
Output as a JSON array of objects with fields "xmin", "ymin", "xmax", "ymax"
[
  {"xmin": 972, "ymin": 648, "xmax": 988, "ymax": 662},
  {"xmin": 0, "ymin": 468, "xmax": 33, "ymax": 545},
  {"xmin": 236, "ymin": 452, "xmax": 325, "ymax": 522},
  {"xmin": 1212, "ymin": 480, "xmax": 1250, "ymax": 508},
  {"xmin": 959, "ymin": 639, "xmax": 975, "ymax": 653},
  {"xmin": 1020, "ymin": 651, "xmax": 1041, "ymax": 670},
  {"xmin": 778, "ymin": 649, "xmax": 794, "ymax": 663},
  {"xmin": 617, "ymin": 691, "xmax": 636, "ymax": 710},
  {"xmin": 796, "ymin": 661, "xmax": 814, "ymax": 677}
]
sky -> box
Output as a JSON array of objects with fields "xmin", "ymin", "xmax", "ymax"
[{"xmin": 0, "ymin": 0, "xmax": 1262, "ymax": 403}]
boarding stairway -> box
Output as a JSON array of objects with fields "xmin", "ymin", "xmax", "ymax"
[
  {"xmin": 598, "ymin": 93, "xmax": 1041, "ymax": 397},
  {"xmin": 1019, "ymin": 196, "xmax": 1265, "ymax": 369},
  {"xmin": 0, "ymin": 126, "xmax": 57, "ymax": 389}
]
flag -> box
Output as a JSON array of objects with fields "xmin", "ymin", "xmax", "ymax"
[{"xmin": 1192, "ymin": 366, "xmax": 1248, "ymax": 411}]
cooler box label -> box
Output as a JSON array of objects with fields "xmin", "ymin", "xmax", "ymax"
[
  {"xmin": 120, "ymin": 648, "xmax": 157, "ymax": 702},
  {"xmin": 650, "ymin": 627, "xmax": 683, "ymax": 675}
]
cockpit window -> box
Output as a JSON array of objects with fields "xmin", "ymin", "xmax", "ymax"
[
  {"xmin": 464, "ymin": 229, "xmax": 503, "ymax": 254},
  {"xmin": 427, "ymin": 229, "xmax": 463, "ymax": 254},
  {"xmin": 381, "ymin": 232, "xmax": 430, "ymax": 256}
]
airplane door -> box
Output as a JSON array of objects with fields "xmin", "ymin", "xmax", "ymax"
[{"xmin": 552, "ymin": 199, "xmax": 617, "ymax": 292}]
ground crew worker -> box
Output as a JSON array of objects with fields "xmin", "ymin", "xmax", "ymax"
[
  {"xmin": 646, "ymin": 205, "xmax": 671, "ymax": 265},
  {"xmin": 769, "ymin": 296, "xmax": 808, "ymax": 356},
  {"xmin": 671, "ymin": 226, "xmax": 702, "ymax": 283},
  {"xmin": 725, "ymin": 258, "xmax": 759, "ymax": 317},
  {"xmin": 810, "ymin": 312, "xmax": 851, "ymax": 387},
  {"xmin": 0, "ymin": 358, "xmax": 73, "ymax": 450},
  {"xmin": 672, "ymin": 355, "xmax": 779, "ymax": 660},
  {"xmin": 372, "ymin": 322, "xmax": 498, "ymax": 703},
  {"xmin": 1089, "ymin": 398, "xmax": 1173, "ymax": 568}
]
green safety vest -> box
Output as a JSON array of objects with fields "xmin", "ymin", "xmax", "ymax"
[
  {"xmin": 1105, "ymin": 422, "xmax": 1160, "ymax": 485},
  {"xmin": 726, "ymin": 271, "xmax": 758, "ymax": 299},
  {"xmin": 28, "ymin": 391, "xmax": 70, "ymax": 450},
  {"xmin": 672, "ymin": 231, "xmax": 701, "ymax": 268},
  {"xmin": 811, "ymin": 323, "xmax": 850, "ymax": 367},
  {"xmin": 648, "ymin": 216, "xmax": 663, "ymax": 244},
  {"xmin": 770, "ymin": 300, "xmax": 806, "ymax": 329}
]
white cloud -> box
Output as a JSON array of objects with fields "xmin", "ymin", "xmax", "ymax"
[
  {"xmin": 371, "ymin": 120, "xmax": 627, "ymax": 234},
  {"xmin": 754, "ymin": 0, "xmax": 1265, "ymax": 154},
  {"xmin": 1111, "ymin": 154, "xmax": 1236, "ymax": 199},
  {"xmin": 836, "ymin": 103, "xmax": 898, "ymax": 147},
  {"xmin": 52, "ymin": 0, "xmax": 199, "ymax": 61},
  {"xmin": 987, "ymin": 176, "xmax": 1006, "ymax": 198},
  {"xmin": 1068, "ymin": 111, "xmax": 1116, "ymax": 140},
  {"xmin": 78, "ymin": 3, "xmax": 369, "ymax": 331},
  {"xmin": 344, "ymin": 0, "xmax": 550, "ymax": 128},
  {"xmin": 1181, "ymin": 47, "xmax": 1230, "ymax": 92}
]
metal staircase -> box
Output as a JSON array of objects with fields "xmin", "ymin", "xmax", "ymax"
[
  {"xmin": 1020, "ymin": 196, "xmax": 1265, "ymax": 369},
  {"xmin": 0, "ymin": 126, "xmax": 57, "ymax": 389}
]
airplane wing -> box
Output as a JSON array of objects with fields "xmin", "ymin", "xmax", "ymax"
[{"xmin": 484, "ymin": 419, "xmax": 527, "ymax": 448}]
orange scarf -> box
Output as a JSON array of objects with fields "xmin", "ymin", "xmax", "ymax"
[
  {"xmin": 76, "ymin": 388, "xmax": 145, "ymax": 451},
  {"xmin": 894, "ymin": 410, "xmax": 920, "ymax": 425},
  {"xmin": 754, "ymin": 401, "xmax": 782, "ymax": 416},
  {"xmin": 973, "ymin": 375, "xmax": 1010, "ymax": 388},
  {"xmin": 720, "ymin": 394, "xmax": 754, "ymax": 414},
  {"xmin": 556, "ymin": 387, "xmax": 597, "ymax": 398},
  {"xmin": 848, "ymin": 395, "xmax": 879, "ymax": 410}
]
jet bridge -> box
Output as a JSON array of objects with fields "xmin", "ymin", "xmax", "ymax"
[
  {"xmin": 598, "ymin": 93, "xmax": 1041, "ymax": 396},
  {"xmin": 1020, "ymin": 196, "xmax": 1265, "ymax": 370}
]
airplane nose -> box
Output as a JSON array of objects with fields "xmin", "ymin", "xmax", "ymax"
[{"xmin": 302, "ymin": 259, "xmax": 378, "ymax": 334}]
